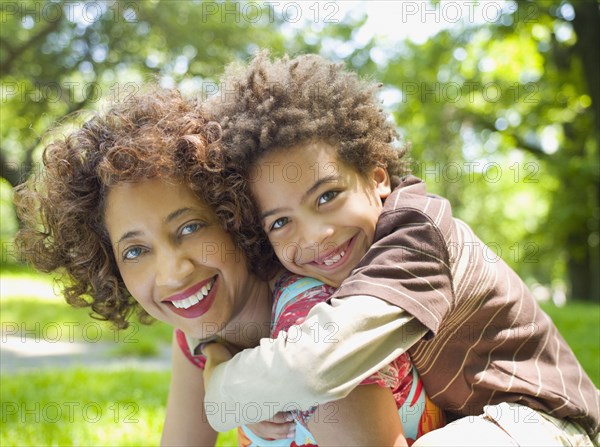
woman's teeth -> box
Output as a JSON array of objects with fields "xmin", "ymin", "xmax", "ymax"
[
  {"xmin": 172, "ymin": 280, "xmax": 214, "ymax": 309},
  {"xmin": 323, "ymin": 250, "xmax": 346, "ymax": 266}
]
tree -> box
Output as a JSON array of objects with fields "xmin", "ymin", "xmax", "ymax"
[
  {"xmin": 1, "ymin": 0, "xmax": 286, "ymax": 187},
  {"xmin": 4, "ymin": 0, "xmax": 597, "ymax": 302},
  {"xmin": 372, "ymin": 1, "xmax": 599, "ymax": 301}
]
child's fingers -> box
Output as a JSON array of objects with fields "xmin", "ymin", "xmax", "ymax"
[
  {"xmin": 202, "ymin": 342, "xmax": 234, "ymax": 386},
  {"xmin": 269, "ymin": 411, "xmax": 294, "ymax": 423},
  {"xmin": 201, "ymin": 342, "xmax": 233, "ymax": 361},
  {"xmin": 246, "ymin": 418, "xmax": 296, "ymax": 440},
  {"xmin": 294, "ymin": 317, "xmax": 307, "ymax": 325}
]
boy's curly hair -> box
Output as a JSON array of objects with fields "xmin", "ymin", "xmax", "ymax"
[
  {"xmin": 212, "ymin": 51, "xmax": 409, "ymax": 179},
  {"xmin": 206, "ymin": 52, "xmax": 409, "ymax": 271},
  {"xmin": 14, "ymin": 87, "xmax": 277, "ymax": 329}
]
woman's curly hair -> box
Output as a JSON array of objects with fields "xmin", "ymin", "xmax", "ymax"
[
  {"xmin": 212, "ymin": 51, "xmax": 410, "ymax": 179},
  {"xmin": 14, "ymin": 87, "xmax": 277, "ymax": 329}
]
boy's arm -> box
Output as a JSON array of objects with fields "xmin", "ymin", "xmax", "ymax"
[{"xmin": 204, "ymin": 295, "xmax": 427, "ymax": 432}]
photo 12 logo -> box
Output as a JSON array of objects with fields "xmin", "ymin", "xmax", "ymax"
[
  {"xmin": 397, "ymin": 1, "xmax": 539, "ymax": 25},
  {"xmin": 1, "ymin": 81, "xmax": 140, "ymax": 105},
  {"xmin": 198, "ymin": 2, "xmax": 341, "ymax": 24},
  {"xmin": 1, "ymin": 2, "xmax": 139, "ymax": 24},
  {"xmin": 1, "ymin": 321, "xmax": 139, "ymax": 344},
  {"xmin": 1, "ymin": 401, "xmax": 139, "ymax": 424}
]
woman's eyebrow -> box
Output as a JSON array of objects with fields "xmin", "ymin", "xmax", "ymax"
[
  {"xmin": 117, "ymin": 230, "xmax": 142, "ymax": 244},
  {"xmin": 116, "ymin": 208, "xmax": 196, "ymax": 243},
  {"xmin": 164, "ymin": 207, "xmax": 194, "ymax": 223}
]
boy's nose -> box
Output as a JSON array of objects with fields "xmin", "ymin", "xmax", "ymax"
[{"xmin": 299, "ymin": 221, "xmax": 334, "ymax": 253}]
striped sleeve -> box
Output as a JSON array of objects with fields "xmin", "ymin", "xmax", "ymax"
[{"xmin": 335, "ymin": 207, "xmax": 454, "ymax": 335}]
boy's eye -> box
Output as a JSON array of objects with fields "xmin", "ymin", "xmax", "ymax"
[
  {"xmin": 123, "ymin": 246, "xmax": 144, "ymax": 261},
  {"xmin": 270, "ymin": 217, "xmax": 288, "ymax": 231},
  {"xmin": 181, "ymin": 222, "xmax": 202, "ymax": 236},
  {"xmin": 318, "ymin": 191, "xmax": 339, "ymax": 206}
]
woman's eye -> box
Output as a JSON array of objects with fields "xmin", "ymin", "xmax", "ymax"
[
  {"xmin": 318, "ymin": 191, "xmax": 339, "ymax": 206},
  {"xmin": 270, "ymin": 217, "xmax": 288, "ymax": 231},
  {"xmin": 181, "ymin": 222, "xmax": 201, "ymax": 236},
  {"xmin": 123, "ymin": 247, "xmax": 143, "ymax": 261}
]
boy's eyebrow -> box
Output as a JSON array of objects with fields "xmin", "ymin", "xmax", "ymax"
[
  {"xmin": 261, "ymin": 208, "xmax": 285, "ymax": 221},
  {"xmin": 260, "ymin": 175, "xmax": 340, "ymax": 221},
  {"xmin": 117, "ymin": 207, "xmax": 194, "ymax": 243},
  {"xmin": 303, "ymin": 175, "xmax": 339, "ymax": 201}
]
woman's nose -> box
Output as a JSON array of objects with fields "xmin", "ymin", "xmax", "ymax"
[{"xmin": 155, "ymin": 246, "xmax": 194, "ymax": 288}]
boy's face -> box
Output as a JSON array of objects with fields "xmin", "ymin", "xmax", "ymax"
[{"xmin": 250, "ymin": 140, "xmax": 391, "ymax": 287}]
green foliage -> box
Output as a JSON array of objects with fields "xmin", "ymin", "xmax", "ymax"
[
  {"xmin": 372, "ymin": 1, "xmax": 599, "ymax": 300},
  {"xmin": 2, "ymin": 2, "xmax": 598, "ymax": 299},
  {"xmin": 0, "ymin": 0, "xmax": 286, "ymax": 186},
  {"xmin": 0, "ymin": 177, "xmax": 18, "ymax": 243}
]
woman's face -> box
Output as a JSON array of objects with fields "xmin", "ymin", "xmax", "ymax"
[{"xmin": 104, "ymin": 177, "xmax": 267, "ymax": 341}]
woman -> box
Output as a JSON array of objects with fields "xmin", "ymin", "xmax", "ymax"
[{"xmin": 15, "ymin": 87, "xmax": 406, "ymax": 446}]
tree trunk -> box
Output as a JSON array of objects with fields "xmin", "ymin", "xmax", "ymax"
[
  {"xmin": 572, "ymin": 1, "xmax": 600, "ymax": 136},
  {"xmin": 566, "ymin": 1, "xmax": 600, "ymax": 302},
  {"xmin": 567, "ymin": 234, "xmax": 599, "ymax": 302},
  {"xmin": 0, "ymin": 147, "xmax": 33, "ymax": 187}
]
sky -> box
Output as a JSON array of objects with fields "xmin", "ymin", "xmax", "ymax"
[{"xmin": 278, "ymin": 1, "xmax": 517, "ymax": 44}]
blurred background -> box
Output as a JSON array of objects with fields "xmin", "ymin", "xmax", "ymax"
[{"xmin": 1, "ymin": 1, "xmax": 598, "ymax": 445}]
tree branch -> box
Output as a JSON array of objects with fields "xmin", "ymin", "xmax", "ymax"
[
  {"xmin": 1, "ymin": 93, "xmax": 91, "ymax": 187},
  {"xmin": 0, "ymin": 17, "xmax": 62, "ymax": 75},
  {"xmin": 476, "ymin": 119, "xmax": 549, "ymax": 159}
]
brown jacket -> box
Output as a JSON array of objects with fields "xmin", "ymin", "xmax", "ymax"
[{"xmin": 336, "ymin": 176, "xmax": 600, "ymax": 436}]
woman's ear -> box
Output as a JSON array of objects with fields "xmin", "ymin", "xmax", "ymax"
[{"xmin": 372, "ymin": 167, "xmax": 392, "ymax": 199}]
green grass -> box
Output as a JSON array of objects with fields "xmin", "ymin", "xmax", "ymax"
[
  {"xmin": 540, "ymin": 301, "xmax": 600, "ymax": 387},
  {"xmin": 1, "ymin": 268, "xmax": 172, "ymax": 356},
  {"xmin": 0, "ymin": 368, "xmax": 238, "ymax": 446}
]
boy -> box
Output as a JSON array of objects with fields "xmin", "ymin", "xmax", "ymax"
[{"xmin": 204, "ymin": 52, "xmax": 599, "ymax": 445}]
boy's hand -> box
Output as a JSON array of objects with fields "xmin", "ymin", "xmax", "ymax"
[
  {"xmin": 202, "ymin": 342, "xmax": 233, "ymax": 386},
  {"xmin": 202, "ymin": 342, "xmax": 296, "ymax": 439},
  {"xmin": 246, "ymin": 412, "xmax": 296, "ymax": 440}
]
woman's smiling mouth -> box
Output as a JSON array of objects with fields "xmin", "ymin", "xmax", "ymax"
[
  {"xmin": 164, "ymin": 276, "xmax": 218, "ymax": 318},
  {"xmin": 172, "ymin": 280, "xmax": 214, "ymax": 309}
]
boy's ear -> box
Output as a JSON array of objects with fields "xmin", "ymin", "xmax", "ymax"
[{"xmin": 373, "ymin": 167, "xmax": 392, "ymax": 199}]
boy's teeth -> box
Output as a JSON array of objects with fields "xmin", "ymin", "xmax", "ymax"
[
  {"xmin": 172, "ymin": 279, "xmax": 214, "ymax": 309},
  {"xmin": 322, "ymin": 250, "xmax": 346, "ymax": 266}
]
